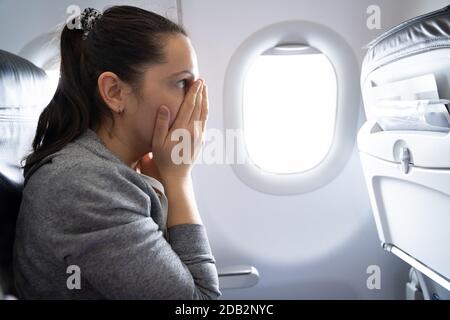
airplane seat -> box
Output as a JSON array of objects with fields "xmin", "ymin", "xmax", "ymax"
[
  {"xmin": 358, "ymin": 5, "xmax": 450, "ymax": 297},
  {"xmin": 0, "ymin": 49, "xmax": 50, "ymax": 298}
]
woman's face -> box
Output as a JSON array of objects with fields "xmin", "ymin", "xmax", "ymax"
[{"xmin": 122, "ymin": 34, "xmax": 199, "ymax": 153}]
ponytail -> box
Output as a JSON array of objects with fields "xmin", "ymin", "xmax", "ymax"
[
  {"xmin": 23, "ymin": 6, "xmax": 187, "ymax": 176},
  {"xmin": 24, "ymin": 26, "xmax": 90, "ymax": 176}
]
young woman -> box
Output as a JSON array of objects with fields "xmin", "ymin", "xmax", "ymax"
[{"xmin": 13, "ymin": 5, "xmax": 221, "ymax": 299}]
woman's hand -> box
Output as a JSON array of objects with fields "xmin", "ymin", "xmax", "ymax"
[
  {"xmin": 134, "ymin": 152, "xmax": 162, "ymax": 182},
  {"xmin": 151, "ymin": 79, "xmax": 208, "ymax": 184}
]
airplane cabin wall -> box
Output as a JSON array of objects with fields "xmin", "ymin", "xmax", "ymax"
[
  {"xmin": 181, "ymin": 0, "xmax": 448, "ymax": 299},
  {"xmin": 0, "ymin": 0, "xmax": 179, "ymax": 56}
]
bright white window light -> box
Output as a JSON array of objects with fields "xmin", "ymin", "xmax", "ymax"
[
  {"xmin": 45, "ymin": 70, "xmax": 59, "ymax": 93},
  {"xmin": 242, "ymin": 47, "xmax": 337, "ymax": 174},
  {"xmin": 44, "ymin": 69, "xmax": 60, "ymax": 106}
]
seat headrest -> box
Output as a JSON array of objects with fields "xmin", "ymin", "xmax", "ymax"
[
  {"xmin": 0, "ymin": 50, "xmax": 53, "ymax": 296},
  {"xmin": 0, "ymin": 50, "xmax": 49, "ymax": 108},
  {"xmin": 0, "ymin": 50, "xmax": 53, "ymax": 185},
  {"xmin": 361, "ymin": 5, "xmax": 450, "ymax": 84}
]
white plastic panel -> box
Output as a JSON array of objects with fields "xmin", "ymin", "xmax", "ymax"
[
  {"xmin": 359, "ymin": 151, "xmax": 450, "ymax": 280},
  {"xmin": 358, "ymin": 120, "xmax": 450, "ymax": 168},
  {"xmin": 217, "ymin": 265, "xmax": 259, "ymax": 289}
]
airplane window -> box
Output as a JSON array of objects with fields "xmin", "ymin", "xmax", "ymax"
[
  {"xmin": 242, "ymin": 45, "xmax": 337, "ymax": 174},
  {"xmin": 224, "ymin": 21, "xmax": 359, "ymax": 194}
]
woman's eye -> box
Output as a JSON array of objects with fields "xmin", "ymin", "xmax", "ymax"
[{"xmin": 176, "ymin": 79, "xmax": 187, "ymax": 89}]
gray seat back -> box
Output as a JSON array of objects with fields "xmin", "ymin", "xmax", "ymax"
[{"xmin": 0, "ymin": 49, "xmax": 50, "ymax": 296}]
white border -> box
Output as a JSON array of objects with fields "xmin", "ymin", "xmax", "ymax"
[{"xmin": 223, "ymin": 20, "xmax": 361, "ymax": 195}]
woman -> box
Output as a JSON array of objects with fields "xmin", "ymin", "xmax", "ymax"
[{"xmin": 13, "ymin": 5, "xmax": 221, "ymax": 299}]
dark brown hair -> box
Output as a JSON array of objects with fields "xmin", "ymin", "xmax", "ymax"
[{"xmin": 23, "ymin": 5, "xmax": 187, "ymax": 176}]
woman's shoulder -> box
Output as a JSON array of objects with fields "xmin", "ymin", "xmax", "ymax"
[
  {"xmin": 26, "ymin": 142, "xmax": 113, "ymax": 184},
  {"xmin": 21, "ymin": 141, "xmax": 155, "ymax": 230},
  {"xmin": 24, "ymin": 138, "xmax": 147, "ymax": 199}
]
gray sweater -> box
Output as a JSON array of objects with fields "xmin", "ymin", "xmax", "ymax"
[{"xmin": 13, "ymin": 129, "xmax": 221, "ymax": 299}]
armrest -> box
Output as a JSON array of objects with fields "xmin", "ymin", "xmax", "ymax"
[{"xmin": 217, "ymin": 265, "xmax": 259, "ymax": 289}]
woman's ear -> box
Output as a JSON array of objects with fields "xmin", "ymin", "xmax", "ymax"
[{"xmin": 97, "ymin": 71, "xmax": 127, "ymax": 113}]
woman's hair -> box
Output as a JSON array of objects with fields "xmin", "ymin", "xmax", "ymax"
[{"xmin": 23, "ymin": 5, "xmax": 187, "ymax": 175}]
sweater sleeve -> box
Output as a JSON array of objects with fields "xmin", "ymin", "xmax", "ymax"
[{"xmin": 48, "ymin": 162, "xmax": 221, "ymax": 300}]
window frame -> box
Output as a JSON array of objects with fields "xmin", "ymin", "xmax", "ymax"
[{"xmin": 223, "ymin": 20, "xmax": 361, "ymax": 195}]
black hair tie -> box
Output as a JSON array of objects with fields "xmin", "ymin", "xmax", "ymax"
[{"xmin": 80, "ymin": 8, "xmax": 103, "ymax": 40}]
